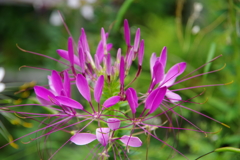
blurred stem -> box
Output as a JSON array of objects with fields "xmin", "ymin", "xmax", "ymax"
[
  {"xmin": 228, "ymin": 0, "xmax": 240, "ymax": 104},
  {"xmin": 113, "ymin": 0, "xmax": 134, "ymax": 33},
  {"xmin": 191, "ymin": 13, "xmax": 226, "ymax": 55},
  {"xmin": 175, "ymin": 0, "xmax": 185, "ymax": 48},
  {"xmin": 183, "ymin": 9, "xmax": 196, "ymax": 53},
  {"xmin": 195, "ymin": 151, "xmax": 214, "ymax": 160},
  {"xmin": 146, "ymin": 131, "xmax": 151, "ymax": 160}
]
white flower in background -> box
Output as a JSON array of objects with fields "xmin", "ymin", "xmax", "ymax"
[
  {"xmin": 192, "ymin": 2, "xmax": 203, "ymax": 19},
  {"xmin": 67, "ymin": 0, "xmax": 81, "ymax": 9},
  {"xmin": 85, "ymin": 0, "xmax": 96, "ymax": 3},
  {"xmin": 194, "ymin": 2, "xmax": 203, "ymax": 13},
  {"xmin": 67, "ymin": 0, "xmax": 95, "ymax": 20},
  {"xmin": 192, "ymin": 25, "xmax": 200, "ymax": 34},
  {"xmin": 0, "ymin": 67, "xmax": 5, "ymax": 92},
  {"xmin": 80, "ymin": 4, "xmax": 94, "ymax": 20},
  {"xmin": 49, "ymin": 10, "xmax": 63, "ymax": 26}
]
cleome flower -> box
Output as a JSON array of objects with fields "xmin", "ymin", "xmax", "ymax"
[{"xmin": 0, "ymin": 18, "xmax": 231, "ymax": 160}]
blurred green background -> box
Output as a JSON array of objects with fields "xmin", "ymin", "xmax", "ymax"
[{"xmin": 0, "ymin": 0, "xmax": 240, "ymax": 159}]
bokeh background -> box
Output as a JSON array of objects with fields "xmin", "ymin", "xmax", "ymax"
[{"xmin": 0, "ymin": 0, "xmax": 239, "ymax": 159}]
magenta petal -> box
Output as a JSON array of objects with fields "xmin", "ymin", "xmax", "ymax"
[
  {"xmin": 150, "ymin": 53, "xmax": 157, "ymax": 76},
  {"xmin": 55, "ymin": 96, "xmax": 83, "ymax": 110},
  {"xmin": 51, "ymin": 70, "xmax": 63, "ymax": 95},
  {"xmin": 119, "ymin": 56, "xmax": 125, "ymax": 86},
  {"xmin": 145, "ymin": 87, "xmax": 167, "ymax": 114},
  {"xmin": 56, "ymin": 49, "xmax": 80, "ymax": 66},
  {"xmin": 102, "ymin": 96, "xmax": 120, "ymax": 110},
  {"xmin": 159, "ymin": 47, "xmax": 167, "ymax": 69},
  {"xmin": 48, "ymin": 75, "xmax": 55, "ymax": 92},
  {"xmin": 96, "ymin": 128, "xmax": 110, "ymax": 146},
  {"xmin": 94, "ymin": 75, "xmax": 104, "ymax": 103},
  {"xmin": 95, "ymin": 54, "xmax": 102, "ymax": 71},
  {"xmin": 107, "ymin": 43, "xmax": 113, "ymax": 51},
  {"xmin": 34, "ymin": 86, "xmax": 55, "ymax": 105},
  {"xmin": 133, "ymin": 28, "xmax": 140, "ymax": 52},
  {"xmin": 153, "ymin": 61, "xmax": 164, "ymax": 85},
  {"xmin": 126, "ymin": 88, "xmax": 138, "ymax": 114},
  {"xmin": 163, "ymin": 62, "xmax": 187, "ymax": 87},
  {"xmin": 106, "ymin": 53, "xmax": 111, "ymax": 75},
  {"xmin": 138, "ymin": 40, "xmax": 144, "ymax": 66},
  {"xmin": 126, "ymin": 48, "xmax": 134, "ymax": 69},
  {"xmin": 107, "ymin": 118, "xmax": 120, "ymax": 130},
  {"xmin": 101, "ymin": 28, "xmax": 107, "ymax": 55},
  {"xmin": 116, "ymin": 48, "xmax": 122, "ymax": 64},
  {"xmin": 71, "ymin": 133, "xmax": 96, "ymax": 145},
  {"xmin": 68, "ymin": 37, "xmax": 74, "ymax": 66},
  {"xmin": 166, "ymin": 90, "xmax": 182, "ymax": 102},
  {"xmin": 96, "ymin": 41, "xmax": 104, "ymax": 63},
  {"xmin": 80, "ymin": 28, "xmax": 90, "ymax": 53},
  {"xmin": 63, "ymin": 71, "xmax": 71, "ymax": 97},
  {"xmin": 124, "ymin": 19, "xmax": 131, "ymax": 47},
  {"xmin": 119, "ymin": 135, "xmax": 142, "ymax": 147},
  {"xmin": 78, "ymin": 47, "xmax": 85, "ymax": 73},
  {"xmin": 76, "ymin": 74, "xmax": 91, "ymax": 102}
]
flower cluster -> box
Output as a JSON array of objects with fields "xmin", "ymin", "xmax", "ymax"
[{"xmin": 0, "ymin": 19, "xmax": 229, "ymax": 159}]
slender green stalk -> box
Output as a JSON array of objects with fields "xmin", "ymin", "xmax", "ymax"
[
  {"xmin": 203, "ymin": 43, "xmax": 216, "ymax": 80},
  {"xmin": 113, "ymin": 0, "xmax": 134, "ymax": 33}
]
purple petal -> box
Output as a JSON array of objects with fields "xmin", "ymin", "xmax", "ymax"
[
  {"xmin": 102, "ymin": 96, "xmax": 121, "ymax": 110},
  {"xmin": 56, "ymin": 49, "xmax": 80, "ymax": 66},
  {"xmin": 78, "ymin": 47, "xmax": 85, "ymax": 73},
  {"xmin": 133, "ymin": 28, "xmax": 140, "ymax": 52},
  {"xmin": 138, "ymin": 40, "xmax": 144, "ymax": 66},
  {"xmin": 159, "ymin": 47, "xmax": 167, "ymax": 69},
  {"xmin": 96, "ymin": 128, "xmax": 110, "ymax": 146},
  {"xmin": 117, "ymin": 48, "xmax": 122, "ymax": 63},
  {"xmin": 94, "ymin": 54, "xmax": 102, "ymax": 71},
  {"xmin": 152, "ymin": 61, "xmax": 164, "ymax": 85},
  {"xmin": 106, "ymin": 53, "xmax": 111, "ymax": 75},
  {"xmin": 51, "ymin": 70, "xmax": 63, "ymax": 96},
  {"xmin": 107, "ymin": 43, "xmax": 113, "ymax": 52},
  {"xmin": 119, "ymin": 56, "xmax": 125, "ymax": 86},
  {"xmin": 63, "ymin": 71, "xmax": 71, "ymax": 97},
  {"xmin": 166, "ymin": 90, "xmax": 182, "ymax": 102},
  {"xmin": 68, "ymin": 37, "xmax": 74, "ymax": 66},
  {"xmin": 126, "ymin": 88, "xmax": 138, "ymax": 114},
  {"xmin": 48, "ymin": 75, "xmax": 55, "ymax": 93},
  {"xmin": 107, "ymin": 118, "xmax": 120, "ymax": 130},
  {"xmin": 96, "ymin": 41, "xmax": 104, "ymax": 63},
  {"xmin": 163, "ymin": 62, "xmax": 186, "ymax": 87},
  {"xmin": 85, "ymin": 50, "xmax": 95, "ymax": 66},
  {"xmin": 126, "ymin": 48, "xmax": 134, "ymax": 69},
  {"xmin": 71, "ymin": 133, "xmax": 96, "ymax": 145},
  {"xmin": 76, "ymin": 74, "xmax": 91, "ymax": 102},
  {"xmin": 145, "ymin": 87, "xmax": 167, "ymax": 114},
  {"xmin": 124, "ymin": 19, "xmax": 131, "ymax": 47},
  {"xmin": 94, "ymin": 75, "xmax": 104, "ymax": 103},
  {"xmin": 34, "ymin": 86, "xmax": 55, "ymax": 105},
  {"xmin": 80, "ymin": 28, "xmax": 90, "ymax": 53},
  {"xmin": 119, "ymin": 135, "xmax": 142, "ymax": 147},
  {"xmin": 55, "ymin": 96, "xmax": 83, "ymax": 110},
  {"xmin": 101, "ymin": 28, "xmax": 107, "ymax": 55},
  {"xmin": 150, "ymin": 53, "xmax": 157, "ymax": 76}
]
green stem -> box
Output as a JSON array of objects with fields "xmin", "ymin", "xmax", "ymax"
[{"xmin": 113, "ymin": 0, "xmax": 134, "ymax": 33}]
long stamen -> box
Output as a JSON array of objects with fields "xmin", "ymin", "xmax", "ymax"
[{"xmin": 17, "ymin": 44, "xmax": 70, "ymax": 66}]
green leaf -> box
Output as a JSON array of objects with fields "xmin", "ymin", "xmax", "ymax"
[{"xmin": 203, "ymin": 43, "xmax": 216, "ymax": 80}]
